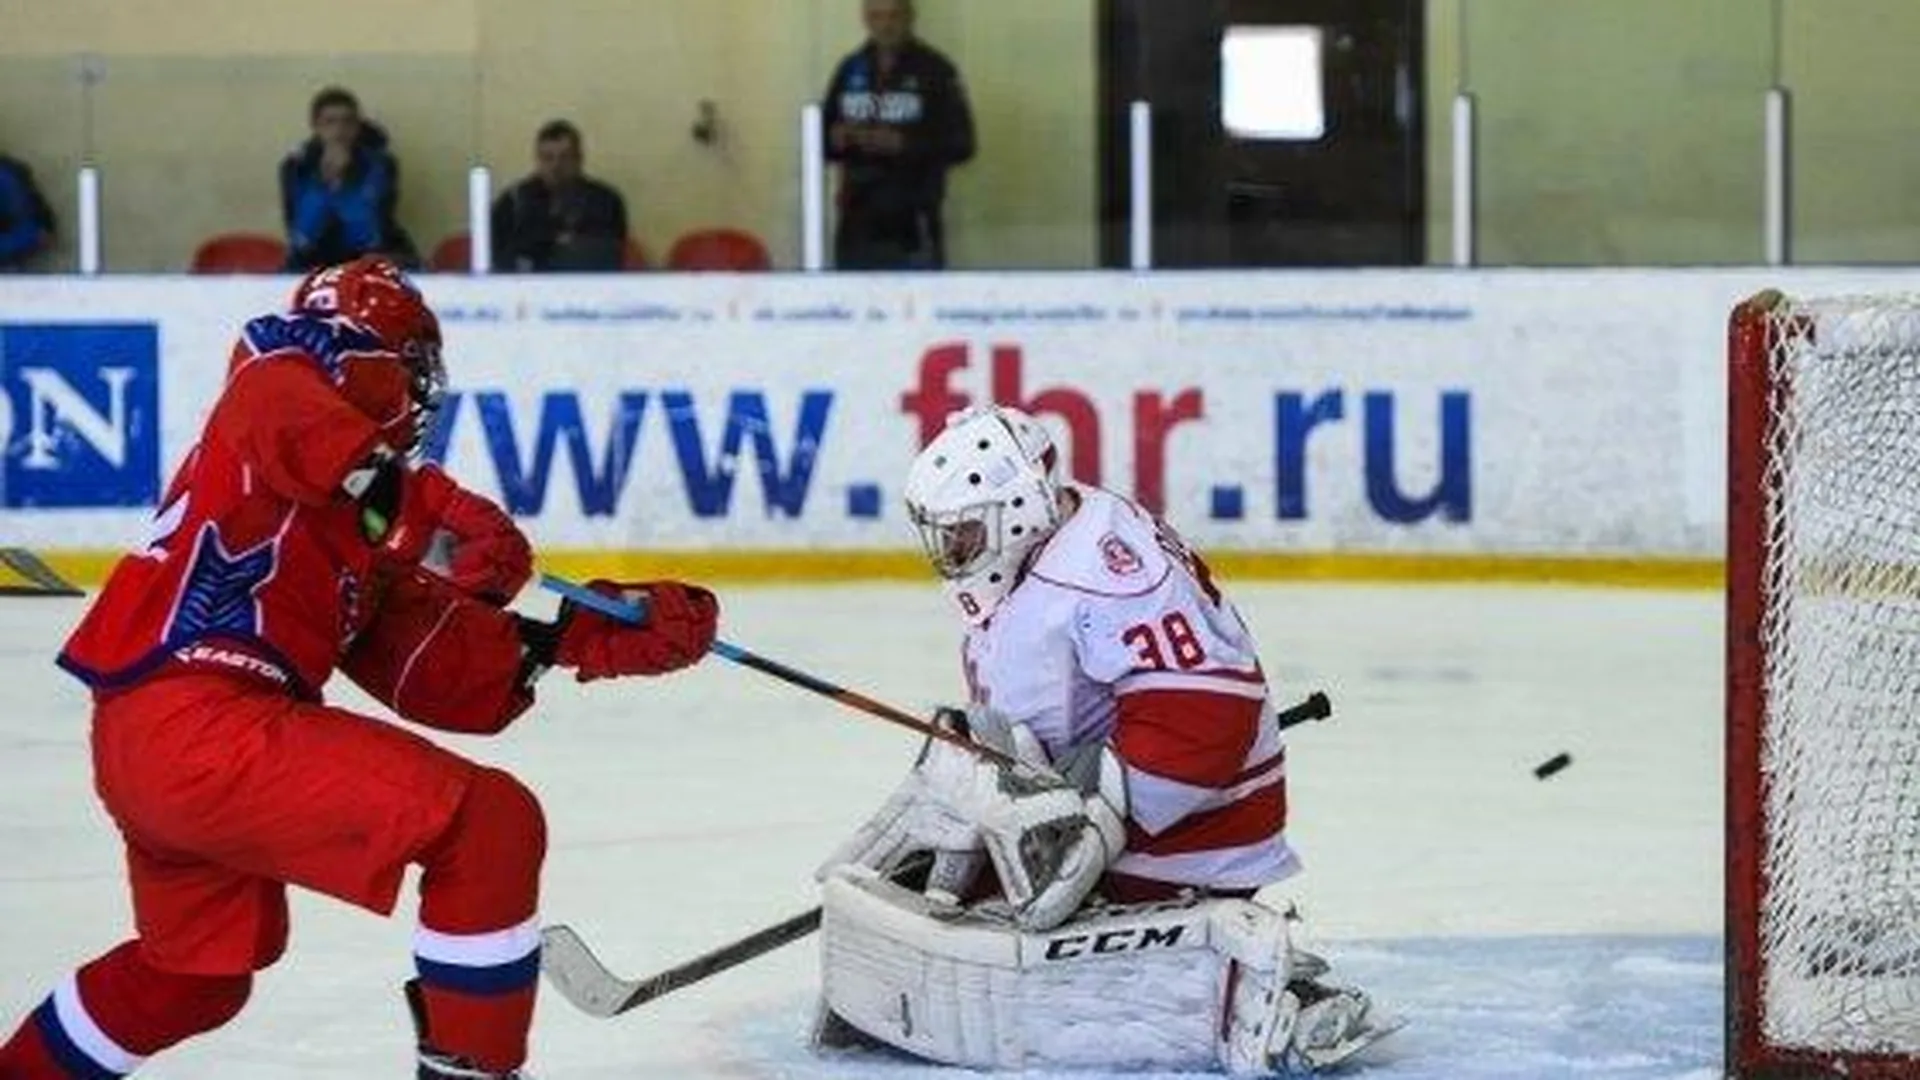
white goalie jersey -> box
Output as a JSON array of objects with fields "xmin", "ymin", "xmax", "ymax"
[
  {"xmin": 816, "ymin": 407, "xmax": 1398, "ymax": 1075},
  {"xmin": 961, "ymin": 484, "xmax": 1299, "ymax": 896}
]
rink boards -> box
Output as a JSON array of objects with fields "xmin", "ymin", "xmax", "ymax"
[{"xmin": 3, "ymin": 268, "xmax": 1919, "ymax": 586}]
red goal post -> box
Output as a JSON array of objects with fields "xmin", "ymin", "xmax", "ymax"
[{"xmin": 1728, "ymin": 289, "xmax": 1920, "ymax": 1078}]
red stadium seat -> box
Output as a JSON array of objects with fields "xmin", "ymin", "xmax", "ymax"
[
  {"xmin": 666, "ymin": 228, "xmax": 771, "ymax": 272},
  {"xmin": 430, "ymin": 232, "xmax": 473, "ymax": 272},
  {"xmin": 434, "ymin": 232, "xmax": 645, "ymax": 272},
  {"xmin": 189, "ymin": 233, "xmax": 287, "ymax": 274}
]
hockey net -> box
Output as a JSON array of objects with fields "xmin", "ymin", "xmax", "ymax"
[{"xmin": 1728, "ymin": 290, "xmax": 1920, "ymax": 1078}]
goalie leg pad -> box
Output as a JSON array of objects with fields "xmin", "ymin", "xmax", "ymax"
[
  {"xmin": 820, "ymin": 867, "xmax": 1400, "ymax": 1075},
  {"xmin": 820, "ymin": 866, "xmax": 1223, "ymax": 1070}
]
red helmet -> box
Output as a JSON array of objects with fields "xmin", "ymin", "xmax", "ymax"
[{"xmin": 289, "ymin": 256, "xmax": 446, "ymax": 450}]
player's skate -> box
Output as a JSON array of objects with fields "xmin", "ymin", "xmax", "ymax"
[
  {"xmin": 417, "ymin": 1049, "xmax": 533, "ymax": 1080},
  {"xmin": 406, "ymin": 979, "xmax": 534, "ymax": 1080}
]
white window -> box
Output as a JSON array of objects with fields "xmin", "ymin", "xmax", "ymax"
[{"xmin": 1221, "ymin": 25, "xmax": 1326, "ymax": 141}]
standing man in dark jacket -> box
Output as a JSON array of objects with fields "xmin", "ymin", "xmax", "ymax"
[
  {"xmin": 279, "ymin": 87, "xmax": 419, "ymax": 271},
  {"xmin": 823, "ymin": 0, "xmax": 975, "ymax": 270},
  {"xmin": 491, "ymin": 120, "xmax": 631, "ymax": 272}
]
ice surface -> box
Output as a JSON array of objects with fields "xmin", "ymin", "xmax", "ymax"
[{"xmin": 0, "ymin": 583, "xmax": 1722, "ymax": 1077}]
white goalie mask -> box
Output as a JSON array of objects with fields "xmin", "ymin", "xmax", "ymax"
[{"xmin": 904, "ymin": 406, "xmax": 1064, "ymax": 625}]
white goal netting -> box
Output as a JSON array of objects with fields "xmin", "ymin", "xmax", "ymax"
[{"xmin": 1756, "ymin": 294, "xmax": 1920, "ymax": 1055}]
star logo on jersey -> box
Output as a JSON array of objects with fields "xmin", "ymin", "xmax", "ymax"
[
  {"xmin": 165, "ymin": 523, "xmax": 277, "ymax": 643},
  {"xmin": 1101, "ymin": 533, "xmax": 1144, "ymax": 576}
]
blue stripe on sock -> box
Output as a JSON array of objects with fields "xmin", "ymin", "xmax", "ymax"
[
  {"xmin": 414, "ymin": 949, "xmax": 541, "ymax": 996},
  {"xmin": 31, "ymin": 998, "xmax": 123, "ymax": 1080}
]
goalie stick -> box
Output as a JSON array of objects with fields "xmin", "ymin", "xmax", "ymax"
[{"xmin": 540, "ymin": 691, "xmax": 1336, "ymax": 1019}]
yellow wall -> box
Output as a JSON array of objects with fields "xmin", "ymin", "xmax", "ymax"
[
  {"xmin": 0, "ymin": 0, "xmax": 1097, "ymax": 272},
  {"xmin": 1425, "ymin": 0, "xmax": 1462, "ymax": 264},
  {"xmin": 914, "ymin": 0, "xmax": 1099, "ymax": 269},
  {"xmin": 6, "ymin": 0, "xmax": 1918, "ymax": 271},
  {"xmin": 0, "ymin": 0, "xmax": 481, "ymax": 271},
  {"xmin": 1428, "ymin": 0, "xmax": 1920, "ymax": 266},
  {"xmin": 1439, "ymin": 0, "xmax": 1773, "ymax": 265},
  {"xmin": 0, "ymin": 0, "xmax": 479, "ymax": 55},
  {"xmin": 1779, "ymin": 0, "xmax": 1920, "ymax": 263}
]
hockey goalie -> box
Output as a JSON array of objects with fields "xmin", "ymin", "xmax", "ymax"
[{"xmin": 812, "ymin": 405, "xmax": 1401, "ymax": 1075}]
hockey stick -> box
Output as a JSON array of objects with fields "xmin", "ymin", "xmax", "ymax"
[
  {"xmin": 537, "ymin": 692, "xmax": 1335, "ymax": 1020},
  {"xmin": 539, "ymin": 573, "xmax": 1025, "ymax": 767},
  {"xmin": 0, "ymin": 548, "xmax": 83, "ymax": 597},
  {"xmin": 540, "ymin": 910, "xmax": 823, "ymax": 1018},
  {"xmin": 541, "ymin": 573, "xmax": 1332, "ymax": 746}
]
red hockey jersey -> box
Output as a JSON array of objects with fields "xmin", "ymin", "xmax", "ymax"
[{"xmin": 59, "ymin": 314, "xmax": 528, "ymax": 727}]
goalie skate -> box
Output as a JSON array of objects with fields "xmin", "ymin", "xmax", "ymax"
[{"xmin": 1285, "ymin": 978, "xmax": 1405, "ymax": 1073}]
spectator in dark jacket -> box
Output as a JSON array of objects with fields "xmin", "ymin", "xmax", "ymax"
[
  {"xmin": 0, "ymin": 154, "xmax": 54, "ymax": 271},
  {"xmin": 279, "ymin": 87, "xmax": 418, "ymax": 271},
  {"xmin": 823, "ymin": 0, "xmax": 975, "ymax": 270},
  {"xmin": 491, "ymin": 120, "xmax": 630, "ymax": 272}
]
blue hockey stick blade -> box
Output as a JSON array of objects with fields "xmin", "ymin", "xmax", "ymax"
[{"xmin": 539, "ymin": 573, "xmax": 650, "ymax": 624}]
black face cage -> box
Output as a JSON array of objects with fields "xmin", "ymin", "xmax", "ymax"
[
  {"xmin": 909, "ymin": 502, "xmax": 999, "ymax": 581},
  {"xmin": 405, "ymin": 342, "xmax": 448, "ymax": 457}
]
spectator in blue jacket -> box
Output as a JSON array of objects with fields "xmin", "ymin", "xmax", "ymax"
[
  {"xmin": 279, "ymin": 87, "xmax": 418, "ymax": 271},
  {"xmin": 0, "ymin": 154, "xmax": 54, "ymax": 271}
]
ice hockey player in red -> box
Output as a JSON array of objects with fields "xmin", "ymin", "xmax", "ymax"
[
  {"xmin": 0, "ymin": 256, "xmax": 719, "ymax": 1080},
  {"xmin": 812, "ymin": 405, "xmax": 1399, "ymax": 1075}
]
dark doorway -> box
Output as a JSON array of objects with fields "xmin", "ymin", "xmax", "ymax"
[{"xmin": 1099, "ymin": 0, "xmax": 1425, "ymax": 267}]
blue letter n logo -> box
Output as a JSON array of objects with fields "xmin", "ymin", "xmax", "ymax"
[{"xmin": 2, "ymin": 323, "xmax": 161, "ymax": 508}]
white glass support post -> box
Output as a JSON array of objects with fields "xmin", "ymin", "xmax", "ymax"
[
  {"xmin": 1129, "ymin": 101, "xmax": 1153, "ymax": 271},
  {"xmin": 76, "ymin": 166, "xmax": 101, "ymax": 274},
  {"xmin": 801, "ymin": 104, "xmax": 827, "ymax": 271},
  {"xmin": 466, "ymin": 166, "xmax": 492, "ymax": 273},
  {"xmin": 1451, "ymin": 94, "xmax": 1475, "ymax": 268},
  {"xmin": 1765, "ymin": 87, "xmax": 1790, "ymax": 267}
]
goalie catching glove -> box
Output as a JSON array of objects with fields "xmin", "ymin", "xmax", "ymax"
[{"xmin": 820, "ymin": 706, "xmax": 1127, "ymax": 932}]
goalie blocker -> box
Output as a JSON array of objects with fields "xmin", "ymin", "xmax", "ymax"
[{"xmin": 816, "ymin": 866, "xmax": 1399, "ymax": 1075}]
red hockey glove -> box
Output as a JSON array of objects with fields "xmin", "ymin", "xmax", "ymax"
[
  {"xmin": 350, "ymin": 457, "xmax": 532, "ymax": 603},
  {"xmin": 422, "ymin": 470, "xmax": 533, "ymax": 603},
  {"xmin": 555, "ymin": 580, "xmax": 719, "ymax": 681}
]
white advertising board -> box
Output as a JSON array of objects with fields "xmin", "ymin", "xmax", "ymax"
[{"xmin": 3, "ymin": 269, "xmax": 1918, "ymax": 568}]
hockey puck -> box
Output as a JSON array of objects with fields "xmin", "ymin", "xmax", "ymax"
[{"xmin": 1533, "ymin": 752, "xmax": 1572, "ymax": 780}]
